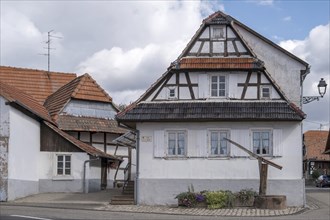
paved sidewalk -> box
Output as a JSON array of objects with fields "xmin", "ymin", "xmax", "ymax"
[
  {"xmin": 97, "ymin": 204, "xmax": 305, "ymax": 217},
  {"xmin": 4, "ymin": 189, "xmax": 309, "ymax": 217}
]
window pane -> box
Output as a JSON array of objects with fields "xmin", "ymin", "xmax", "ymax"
[
  {"xmin": 219, "ymin": 76, "xmax": 225, "ymax": 82},
  {"xmin": 65, "ymin": 156, "xmax": 71, "ymax": 162},
  {"xmin": 57, "ymin": 168, "xmax": 63, "ymax": 175},
  {"xmin": 211, "ymin": 90, "xmax": 218, "ymax": 96},
  {"xmin": 57, "ymin": 161, "xmax": 63, "ymax": 168},
  {"xmin": 178, "ymin": 133, "xmax": 185, "ymax": 155},
  {"xmin": 210, "ymin": 132, "xmax": 218, "ymax": 155},
  {"xmin": 219, "ymin": 90, "xmax": 225, "ymax": 97},
  {"xmin": 58, "ymin": 155, "xmax": 63, "ymax": 162},
  {"xmin": 211, "ymin": 76, "xmax": 218, "ymax": 83},
  {"xmin": 65, "ymin": 169, "xmax": 70, "ymax": 175},
  {"xmin": 65, "ymin": 162, "xmax": 70, "ymax": 168}
]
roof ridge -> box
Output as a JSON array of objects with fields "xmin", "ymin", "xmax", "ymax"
[{"xmin": 0, "ymin": 65, "xmax": 76, "ymax": 75}]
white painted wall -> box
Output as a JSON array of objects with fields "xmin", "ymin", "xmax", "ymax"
[
  {"xmin": 7, "ymin": 106, "xmax": 40, "ymax": 200},
  {"xmin": 39, "ymin": 152, "xmax": 89, "ymax": 180},
  {"xmin": 235, "ymin": 25, "xmax": 306, "ymax": 105},
  {"xmin": 137, "ymin": 121, "xmax": 302, "ymax": 180}
]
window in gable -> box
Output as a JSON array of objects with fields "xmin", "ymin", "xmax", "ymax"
[
  {"xmin": 261, "ymin": 86, "xmax": 271, "ymax": 99},
  {"xmin": 212, "ymin": 26, "xmax": 226, "ymax": 39},
  {"xmin": 211, "ymin": 75, "xmax": 227, "ymax": 97},
  {"xmin": 167, "ymin": 87, "xmax": 177, "ymax": 99}
]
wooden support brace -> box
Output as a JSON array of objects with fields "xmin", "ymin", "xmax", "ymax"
[{"xmin": 259, "ymin": 160, "xmax": 268, "ymax": 196}]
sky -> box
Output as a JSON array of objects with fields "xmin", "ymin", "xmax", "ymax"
[{"xmin": 0, "ymin": 0, "xmax": 329, "ymax": 132}]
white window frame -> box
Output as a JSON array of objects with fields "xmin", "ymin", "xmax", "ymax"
[
  {"xmin": 210, "ymin": 74, "xmax": 227, "ymax": 98},
  {"xmin": 211, "ymin": 26, "xmax": 226, "ymax": 40},
  {"xmin": 261, "ymin": 86, "xmax": 271, "ymax": 99},
  {"xmin": 166, "ymin": 130, "xmax": 187, "ymax": 157},
  {"xmin": 208, "ymin": 130, "xmax": 230, "ymax": 157},
  {"xmin": 56, "ymin": 154, "xmax": 72, "ymax": 176},
  {"xmin": 251, "ymin": 129, "xmax": 273, "ymax": 156}
]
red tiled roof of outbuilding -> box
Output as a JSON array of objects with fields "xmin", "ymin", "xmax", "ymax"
[
  {"xmin": 44, "ymin": 73, "xmax": 114, "ymax": 121},
  {"xmin": 0, "ymin": 81, "xmax": 53, "ymax": 123},
  {"xmin": 0, "ymin": 66, "xmax": 76, "ymax": 104}
]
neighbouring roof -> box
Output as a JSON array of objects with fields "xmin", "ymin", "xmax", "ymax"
[
  {"xmin": 178, "ymin": 57, "xmax": 263, "ymax": 70},
  {"xmin": 0, "ymin": 81, "xmax": 53, "ymax": 123},
  {"xmin": 325, "ymin": 130, "xmax": 330, "ymax": 154},
  {"xmin": 304, "ymin": 130, "xmax": 330, "ymax": 160},
  {"xmin": 44, "ymin": 73, "xmax": 114, "ymax": 121},
  {"xmin": 44, "ymin": 121, "xmax": 122, "ymax": 160},
  {"xmin": 0, "ymin": 66, "xmax": 76, "ymax": 104},
  {"xmin": 117, "ymin": 101, "xmax": 305, "ymax": 123},
  {"xmin": 57, "ymin": 115, "xmax": 127, "ymax": 134},
  {"xmin": 112, "ymin": 131, "xmax": 136, "ymax": 148}
]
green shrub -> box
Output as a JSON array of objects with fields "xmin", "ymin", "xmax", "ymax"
[
  {"xmin": 235, "ymin": 188, "xmax": 257, "ymax": 205},
  {"xmin": 175, "ymin": 191, "xmax": 197, "ymax": 207},
  {"xmin": 205, "ymin": 191, "xmax": 229, "ymax": 209},
  {"xmin": 312, "ymin": 170, "xmax": 320, "ymax": 179}
]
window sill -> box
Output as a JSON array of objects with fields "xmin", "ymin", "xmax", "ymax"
[
  {"xmin": 163, "ymin": 156, "xmax": 188, "ymax": 160},
  {"xmin": 52, "ymin": 176, "xmax": 74, "ymax": 181}
]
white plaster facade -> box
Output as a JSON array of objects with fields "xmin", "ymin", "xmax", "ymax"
[{"xmin": 136, "ymin": 121, "xmax": 304, "ymax": 206}]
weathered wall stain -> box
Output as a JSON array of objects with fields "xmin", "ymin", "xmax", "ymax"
[{"xmin": 0, "ymin": 137, "xmax": 8, "ymax": 201}]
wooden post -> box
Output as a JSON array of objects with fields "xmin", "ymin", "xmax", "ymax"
[{"xmin": 259, "ymin": 160, "xmax": 268, "ymax": 196}]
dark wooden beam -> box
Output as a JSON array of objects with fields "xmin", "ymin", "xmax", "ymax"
[{"xmin": 185, "ymin": 72, "xmax": 196, "ymax": 100}]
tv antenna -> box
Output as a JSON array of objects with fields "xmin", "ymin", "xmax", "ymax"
[{"xmin": 39, "ymin": 30, "xmax": 62, "ymax": 74}]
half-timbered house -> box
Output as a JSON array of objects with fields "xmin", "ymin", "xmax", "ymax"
[{"xmin": 117, "ymin": 11, "xmax": 308, "ymax": 206}]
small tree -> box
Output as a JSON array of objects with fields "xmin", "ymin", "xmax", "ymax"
[{"xmin": 312, "ymin": 170, "xmax": 320, "ymax": 179}]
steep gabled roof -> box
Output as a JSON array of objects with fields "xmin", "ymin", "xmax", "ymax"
[
  {"xmin": 0, "ymin": 66, "xmax": 76, "ymax": 104},
  {"xmin": 44, "ymin": 121, "xmax": 121, "ymax": 160},
  {"xmin": 0, "ymin": 81, "xmax": 53, "ymax": 123},
  {"xmin": 44, "ymin": 73, "xmax": 114, "ymax": 121}
]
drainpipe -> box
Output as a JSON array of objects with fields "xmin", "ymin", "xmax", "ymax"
[
  {"xmin": 83, "ymin": 157, "xmax": 100, "ymax": 193},
  {"xmin": 135, "ymin": 130, "xmax": 140, "ymax": 205}
]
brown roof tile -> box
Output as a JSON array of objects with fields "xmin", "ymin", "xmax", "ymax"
[
  {"xmin": 44, "ymin": 73, "xmax": 113, "ymax": 121},
  {"xmin": 0, "ymin": 66, "xmax": 76, "ymax": 104},
  {"xmin": 179, "ymin": 58, "xmax": 263, "ymax": 70},
  {"xmin": 0, "ymin": 81, "xmax": 53, "ymax": 122},
  {"xmin": 44, "ymin": 121, "xmax": 121, "ymax": 160},
  {"xmin": 304, "ymin": 130, "xmax": 330, "ymax": 160},
  {"xmin": 57, "ymin": 115, "xmax": 127, "ymax": 134}
]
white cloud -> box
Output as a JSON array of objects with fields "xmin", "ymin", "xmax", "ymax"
[
  {"xmin": 279, "ymin": 23, "xmax": 330, "ymax": 131},
  {"xmin": 283, "ymin": 16, "xmax": 292, "ymax": 22},
  {"xmin": 254, "ymin": 0, "xmax": 274, "ymax": 6}
]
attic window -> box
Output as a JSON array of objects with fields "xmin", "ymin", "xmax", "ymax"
[
  {"xmin": 212, "ymin": 27, "xmax": 226, "ymax": 39},
  {"xmin": 168, "ymin": 87, "xmax": 177, "ymax": 99},
  {"xmin": 261, "ymin": 86, "xmax": 271, "ymax": 99}
]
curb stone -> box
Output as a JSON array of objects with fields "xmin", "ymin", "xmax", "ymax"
[{"xmin": 96, "ymin": 204, "xmax": 307, "ymax": 217}]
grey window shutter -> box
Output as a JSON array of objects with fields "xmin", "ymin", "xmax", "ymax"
[
  {"xmin": 154, "ymin": 130, "xmax": 165, "ymax": 158},
  {"xmin": 198, "ymin": 74, "xmax": 209, "ymax": 99},
  {"xmin": 273, "ymin": 129, "xmax": 283, "ymax": 157}
]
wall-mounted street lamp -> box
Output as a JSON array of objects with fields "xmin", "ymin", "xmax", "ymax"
[{"xmin": 303, "ymin": 78, "xmax": 328, "ymax": 104}]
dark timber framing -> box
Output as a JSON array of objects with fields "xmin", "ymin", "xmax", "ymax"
[{"xmin": 238, "ymin": 71, "xmax": 272, "ymax": 100}]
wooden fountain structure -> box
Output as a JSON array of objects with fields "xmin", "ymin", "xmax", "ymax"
[{"xmin": 224, "ymin": 138, "xmax": 287, "ymax": 209}]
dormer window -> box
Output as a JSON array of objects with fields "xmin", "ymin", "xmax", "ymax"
[
  {"xmin": 212, "ymin": 26, "xmax": 226, "ymax": 39},
  {"xmin": 261, "ymin": 86, "xmax": 271, "ymax": 99}
]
